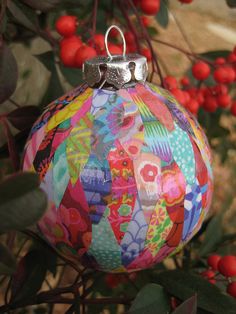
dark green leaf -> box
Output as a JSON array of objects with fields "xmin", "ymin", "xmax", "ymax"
[
  {"xmin": 0, "ymin": 243, "xmax": 16, "ymax": 275},
  {"xmin": 11, "ymin": 250, "xmax": 47, "ymax": 302},
  {"xmin": 146, "ymin": 26, "xmax": 159, "ymax": 37},
  {"xmin": 31, "ymin": 243, "xmax": 58, "ymax": 277},
  {"xmin": 156, "ymin": 270, "xmax": 236, "ymax": 314},
  {"xmin": 0, "ymin": 13, "xmax": 8, "ymax": 34},
  {"xmin": 35, "ymin": 51, "xmax": 56, "ymax": 72},
  {"xmin": 128, "ymin": 283, "xmax": 170, "ymax": 314},
  {"xmin": 7, "ymin": 0, "xmax": 37, "ymax": 32},
  {"xmin": 21, "ymin": 0, "xmax": 62, "ymax": 11},
  {"xmin": 35, "ymin": 51, "xmax": 64, "ymax": 109},
  {"xmin": 0, "ymin": 40, "xmax": 18, "ymax": 104},
  {"xmin": 156, "ymin": 0, "xmax": 169, "ymax": 28},
  {"xmin": 199, "ymin": 214, "xmax": 223, "ymax": 257},
  {"xmin": 225, "ymin": 0, "xmax": 236, "ymax": 8},
  {"xmin": 59, "ymin": 65, "xmax": 83, "ymax": 87},
  {"xmin": 7, "ymin": 106, "xmax": 40, "ymax": 131},
  {"xmin": 1, "ymin": 117, "xmax": 20, "ymax": 170},
  {"xmin": 200, "ymin": 50, "xmax": 231, "ymax": 60},
  {"xmin": 172, "ymin": 295, "xmax": 197, "ymax": 314},
  {"xmin": 0, "ymin": 172, "xmax": 47, "ymax": 233}
]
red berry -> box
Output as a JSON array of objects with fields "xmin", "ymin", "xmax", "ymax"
[
  {"xmin": 74, "ymin": 45, "xmax": 97, "ymax": 68},
  {"xmin": 231, "ymin": 101, "xmax": 236, "ymax": 116},
  {"xmin": 196, "ymin": 89, "xmax": 205, "ymax": 106},
  {"xmin": 187, "ymin": 99, "xmax": 199, "ymax": 115},
  {"xmin": 192, "ymin": 61, "xmax": 211, "ymax": 81},
  {"xmin": 213, "ymin": 66, "xmax": 236, "ymax": 84},
  {"xmin": 213, "ymin": 84, "xmax": 228, "ymax": 95},
  {"xmin": 218, "ymin": 255, "xmax": 236, "ymax": 277},
  {"xmin": 170, "ymin": 297, "xmax": 179, "ymax": 310},
  {"xmin": 60, "ymin": 40, "xmax": 82, "ymax": 67},
  {"xmin": 214, "ymin": 57, "xmax": 226, "ymax": 65},
  {"xmin": 141, "ymin": 16, "xmax": 151, "ymax": 27},
  {"xmin": 183, "ymin": 91, "xmax": 190, "ymax": 104},
  {"xmin": 227, "ymin": 282, "xmax": 236, "ymax": 298},
  {"xmin": 233, "ymin": 45, "xmax": 236, "ymax": 55},
  {"xmin": 207, "ymin": 255, "xmax": 221, "ymax": 271},
  {"xmin": 88, "ymin": 34, "xmax": 105, "ymax": 51},
  {"xmin": 109, "ymin": 28, "xmax": 119, "ymax": 38},
  {"xmin": 217, "ymin": 94, "xmax": 231, "ymax": 108},
  {"xmin": 227, "ymin": 52, "xmax": 236, "ymax": 63},
  {"xmin": 55, "ymin": 15, "xmax": 78, "ymax": 37},
  {"xmin": 104, "ymin": 43, "xmax": 123, "ymax": 56},
  {"xmin": 203, "ymin": 96, "xmax": 218, "ymax": 113},
  {"xmin": 133, "ymin": 0, "xmax": 140, "ymax": 5},
  {"xmin": 105, "ymin": 274, "xmax": 120, "ymax": 288},
  {"xmin": 200, "ymin": 270, "xmax": 216, "ymax": 284},
  {"xmin": 127, "ymin": 43, "xmax": 138, "ymax": 53},
  {"xmin": 180, "ymin": 76, "xmax": 190, "ymax": 86},
  {"xmin": 124, "ymin": 31, "xmax": 135, "ymax": 45},
  {"xmin": 178, "ymin": 0, "xmax": 193, "ymax": 3},
  {"xmin": 140, "ymin": 0, "xmax": 160, "ymax": 15},
  {"xmin": 171, "ymin": 88, "xmax": 186, "ymax": 106},
  {"xmin": 164, "ymin": 76, "xmax": 178, "ymax": 90},
  {"xmin": 59, "ymin": 35, "xmax": 82, "ymax": 48},
  {"xmin": 187, "ymin": 87, "xmax": 197, "ymax": 98},
  {"xmin": 141, "ymin": 47, "xmax": 152, "ymax": 61},
  {"xmin": 202, "ymin": 86, "xmax": 213, "ymax": 97}
]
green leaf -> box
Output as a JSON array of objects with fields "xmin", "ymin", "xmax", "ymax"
[
  {"xmin": 172, "ymin": 295, "xmax": 197, "ymax": 314},
  {"xmin": 21, "ymin": 0, "xmax": 62, "ymax": 11},
  {"xmin": 35, "ymin": 51, "xmax": 64, "ymax": 109},
  {"xmin": 225, "ymin": 0, "xmax": 236, "ymax": 8},
  {"xmin": 10, "ymin": 249, "xmax": 47, "ymax": 302},
  {"xmin": 0, "ymin": 40, "xmax": 18, "ymax": 104},
  {"xmin": 0, "ymin": 243, "xmax": 16, "ymax": 275},
  {"xmin": 31, "ymin": 243, "xmax": 58, "ymax": 277},
  {"xmin": 128, "ymin": 283, "xmax": 170, "ymax": 314},
  {"xmin": 59, "ymin": 65, "xmax": 83, "ymax": 87},
  {"xmin": 146, "ymin": 26, "xmax": 159, "ymax": 37},
  {"xmin": 200, "ymin": 50, "xmax": 231, "ymax": 60},
  {"xmin": 0, "ymin": 172, "xmax": 47, "ymax": 233},
  {"xmin": 156, "ymin": 0, "xmax": 169, "ymax": 28},
  {"xmin": 156, "ymin": 270, "xmax": 236, "ymax": 314},
  {"xmin": 35, "ymin": 51, "xmax": 56, "ymax": 72},
  {"xmin": 199, "ymin": 214, "xmax": 223, "ymax": 257},
  {"xmin": 7, "ymin": 0, "xmax": 37, "ymax": 32}
]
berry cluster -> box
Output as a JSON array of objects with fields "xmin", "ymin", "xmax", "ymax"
[
  {"xmin": 105, "ymin": 272, "xmax": 137, "ymax": 289},
  {"xmin": 163, "ymin": 48, "xmax": 236, "ymax": 116},
  {"xmin": 55, "ymin": 15, "xmax": 153, "ymax": 68},
  {"xmin": 56, "ymin": 15, "xmax": 97, "ymax": 68},
  {"xmin": 200, "ymin": 254, "xmax": 236, "ymax": 298}
]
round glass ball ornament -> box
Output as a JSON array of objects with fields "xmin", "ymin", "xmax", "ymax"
[{"xmin": 23, "ymin": 29, "xmax": 213, "ymax": 273}]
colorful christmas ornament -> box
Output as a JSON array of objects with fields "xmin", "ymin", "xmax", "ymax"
[{"xmin": 23, "ymin": 26, "xmax": 213, "ymax": 272}]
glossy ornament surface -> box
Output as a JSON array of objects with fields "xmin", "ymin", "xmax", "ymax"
[{"xmin": 23, "ymin": 80, "xmax": 213, "ymax": 272}]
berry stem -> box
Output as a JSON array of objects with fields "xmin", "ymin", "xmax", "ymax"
[
  {"xmin": 91, "ymin": 0, "xmax": 98, "ymax": 48},
  {"xmin": 152, "ymin": 38, "xmax": 214, "ymax": 65},
  {"xmin": 127, "ymin": 0, "xmax": 165, "ymax": 86},
  {"xmin": 164, "ymin": 0, "xmax": 194, "ymax": 53},
  {"xmin": 0, "ymin": 0, "xmax": 7, "ymax": 26}
]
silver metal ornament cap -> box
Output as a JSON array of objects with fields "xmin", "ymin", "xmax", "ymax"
[{"xmin": 82, "ymin": 25, "xmax": 148, "ymax": 90}]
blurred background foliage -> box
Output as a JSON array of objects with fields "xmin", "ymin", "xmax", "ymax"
[{"xmin": 0, "ymin": 0, "xmax": 236, "ymax": 313}]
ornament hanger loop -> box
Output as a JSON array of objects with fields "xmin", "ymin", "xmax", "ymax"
[{"xmin": 105, "ymin": 25, "xmax": 126, "ymax": 59}]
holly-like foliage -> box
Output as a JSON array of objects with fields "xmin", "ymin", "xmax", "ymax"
[{"xmin": 0, "ymin": 0, "xmax": 236, "ymax": 313}]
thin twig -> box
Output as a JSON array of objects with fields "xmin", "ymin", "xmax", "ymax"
[
  {"xmin": 0, "ymin": 0, "xmax": 7, "ymax": 26},
  {"xmin": 152, "ymin": 38, "xmax": 214, "ymax": 65},
  {"xmin": 164, "ymin": 0, "xmax": 194, "ymax": 53},
  {"xmin": 9, "ymin": 98, "xmax": 21, "ymax": 108},
  {"xmin": 91, "ymin": 0, "xmax": 98, "ymax": 48},
  {"xmin": 127, "ymin": 0, "xmax": 165, "ymax": 85}
]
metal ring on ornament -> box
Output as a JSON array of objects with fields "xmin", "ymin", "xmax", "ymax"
[{"xmin": 104, "ymin": 25, "xmax": 126, "ymax": 60}]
